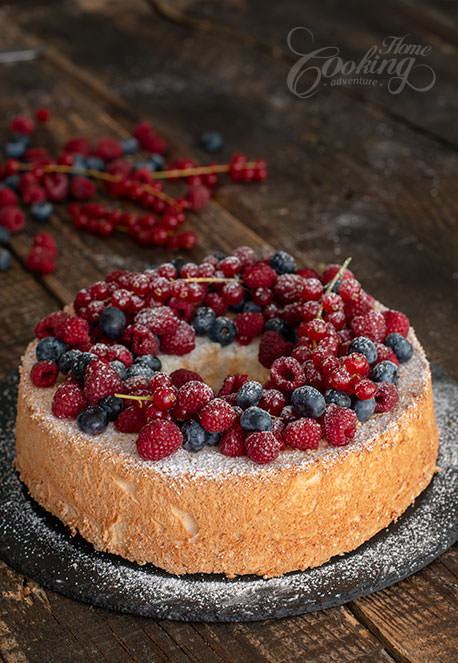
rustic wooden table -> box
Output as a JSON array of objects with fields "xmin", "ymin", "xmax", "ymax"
[{"xmin": 0, "ymin": 1, "xmax": 457, "ymax": 661}]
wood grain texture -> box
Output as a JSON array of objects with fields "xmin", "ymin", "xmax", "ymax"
[{"xmin": 0, "ymin": 0, "xmax": 456, "ymax": 661}]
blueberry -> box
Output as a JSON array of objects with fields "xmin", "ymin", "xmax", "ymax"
[
  {"xmin": 210, "ymin": 317, "xmax": 237, "ymax": 346},
  {"xmin": 99, "ymin": 395, "xmax": 124, "ymax": 421},
  {"xmin": 269, "ymin": 250, "xmax": 296, "ymax": 275},
  {"xmin": 181, "ymin": 419, "xmax": 207, "ymax": 452},
  {"xmin": 205, "ymin": 431, "xmax": 221, "ymax": 446},
  {"xmin": 126, "ymin": 363, "xmax": 154, "ymax": 379},
  {"xmin": 110, "ymin": 359, "xmax": 128, "ymax": 380},
  {"xmin": 86, "ymin": 156, "xmax": 105, "ymax": 171},
  {"xmin": 230, "ymin": 292, "xmax": 249, "ymax": 313},
  {"xmin": 77, "ymin": 405, "xmax": 108, "ymax": 435},
  {"xmin": 370, "ymin": 360, "xmax": 399, "ymax": 384},
  {"xmin": 332, "ymin": 279, "xmax": 342, "ymax": 294},
  {"xmin": 325, "ymin": 389, "xmax": 351, "ymax": 408},
  {"xmin": 120, "ymin": 137, "xmax": 139, "ymax": 155},
  {"xmin": 291, "ymin": 385, "xmax": 326, "ymax": 418},
  {"xmin": 237, "ymin": 381, "xmax": 263, "ymax": 409},
  {"xmin": 134, "ymin": 354, "xmax": 161, "ymax": 371},
  {"xmin": 72, "ymin": 352, "xmax": 97, "ymax": 382},
  {"xmin": 36, "ymin": 336, "xmax": 68, "ymax": 363},
  {"xmin": 149, "ymin": 153, "xmax": 165, "ymax": 171},
  {"xmin": 348, "ymin": 336, "xmax": 378, "ymax": 365},
  {"xmin": 192, "ymin": 306, "xmax": 216, "ymax": 336},
  {"xmin": 99, "ymin": 306, "xmax": 126, "ymax": 339},
  {"xmin": 240, "ymin": 406, "xmax": 272, "ymax": 432},
  {"xmin": 200, "ymin": 131, "xmax": 224, "ymax": 153},
  {"xmin": 385, "ymin": 333, "xmax": 413, "ymax": 364},
  {"xmin": 264, "ymin": 317, "xmax": 296, "ymax": 342},
  {"xmin": 0, "ymin": 226, "xmax": 11, "ymax": 246},
  {"xmin": 4, "ymin": 174, "xmax": 20, "ymax": 190},
  {"xmin": 171, "ymin": 257, "xmax": 187, "ymax": 276},
  {"xmin": 0, "ymin": 248, "xmax": 12, "ymax": 271},
  {"xmin": 243, "ymin": 300, "xmax": 262, "ymax": 313},
  {"xmin": 72, "ymin": 154, "xmax": 87, "ymax": 170},
  {"xmin": 134, "ymin": 160, "xmax": 155, "ymax": 172},
  {"xmin": 31, "ymin": 201, "xmax": 53, "ymax": 222},
  {"xmin": 10, "ymin": 133, "xmax": 30, "ymax": 147},
  {"xmin": 4, "ymin": 141, "xmax": 26, "ymax": 159},
  {"xmin": 58, "ymin": 349, "xmax": 81, "ymax": 375},
  {"xmin": 212, "ymin": 252, "xmax": 227, "ymax": 261},
  {"xmin": 352, "ymin": 396, "xmax": 376, "ymax": 422}
]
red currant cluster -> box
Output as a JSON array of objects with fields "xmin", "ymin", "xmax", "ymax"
[{"xmin": 0, "ymin": 110, "xmax": 268, "ymax": 274}]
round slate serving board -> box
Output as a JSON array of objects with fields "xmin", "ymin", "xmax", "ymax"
[{"xmin": 0, "ymin": 366, "xmax": 457, "ymax": 622}]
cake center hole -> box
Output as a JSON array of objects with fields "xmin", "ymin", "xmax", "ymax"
[{"xmin": 158, "ymin": 337, "xmax": 270, "ymax": 393}]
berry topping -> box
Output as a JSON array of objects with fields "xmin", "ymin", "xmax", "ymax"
[
  {"xmin": 283, "ymin": 418, "xmax": 322, "ymax": 450},
  {"xmin": 99, "ymin": 306, "xmax": 126, "ymax": 339},
  {"xmin": 258, "ymin": 389, "xmax": 286, "ymax": 415},
  {"xmin": 219, "ymin": 423, "xmax": 246, "ymax": 457},
  {"xmin": 170, "ymin": 368, "xmax": 203, "ymax": 388},
  {"xmin": 325, "ymin": 389, "xmax": 352, "ymax": 408},
  {"xmin": 352, "ymin": 396, "xmax": 376, "ymax": 422},
  {"xmin": 374, "ymin": 382, "xmax": 399, "ymax": 412},
  {"xmin": 348, "ymin": 336, "xmax": 378, "ymax": 364},
  {"xmin": 181, "ymin": 419, "xmax": 207, "ymax": 452},
  {"xmin": 370, "ymin": 360, "xmax": 399, "ymax": 384},
  {"xmin": 191, "ymin": 307, "xmax": 216, "ymax": 335},
  {"xmin": 199, "ymin": 398, "xmax": 236, "ymax": 432},
  {"xmin": 159, "ymin": 320, "xmax": 195, "ymax": 355},
  {"xmin": 270, "ymin": 356, "xmax": 305, "ymax": 391},
  {"xmin": 291, "ymin": 385, "xmax": 326, "ymax": 419},
  {"xmin": 36, "ymin": 336, "xmax": 68, "ymax": 363},
  {"xmin": 240, "ymin": 406, "xmax": 272, "ymax": 432},
  {"xmin": 136, "ymin": 420, "xmax": 183, "ymax": 460},
  {"xmin": 30, "ymin": 360, "xmax": 59, "ymax": 388},
  {"xmin": 99, "ymin": 395, "xmax": 124, "ymax": 421},
  {"xmin": 210, "ymin": 316, "xmax": 237, "ymax": 346},
  {"xmin": 236, "ymin": 381, "xmax": 263, "ymax": 409},
  {"xmin": 351, "ymin": 311, "xmax": 386, "ymax": 343},
  {"xmin": 384, "ymin": 333, "xmax": 413, "ymax": 364},
  {"xmin": 52, "ymin": 382, "xmax": 88, "ymax": 419},
  {"xmin": 83, "ymin": 358, "xmax": 123, "ymax": 403},
  {"xmin": 243, "ymin": 262, "xmax": 277, "ymax": 289},
  {"xmin": 383, "ymin": 310, "xmax": 410, "ymax": 338},
  {"xmin": 175, "ymin": 381, "xmax": 214, "ymax": 419},
  {"xmin": 269, "ymin": 250, "xmax": 296, "ymax": 275},
  {"xmin": 55, "ymin": 316, "xmax": 90, "ymax": 347},
  {"xmin": 322, "ymin": 404, "xmax": 357, "ymax": 447},
  {"xmin": 245, "ymin": 431, "xmax": 282, "ymax": 464},
  {"xmin": 77, "ymin": 405, "xmax": 108, "ymax": 435},
  {"xmin": 258, "ymin": 331, "xmax": 294, "ymax": 368},
  {"xmin": 115, "ymin": 404, "xmax": 146, "ymax": 433}
]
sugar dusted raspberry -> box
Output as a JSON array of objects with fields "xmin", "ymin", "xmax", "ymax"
[
  {"xmin": 383, "ymin": 310, "xmax": 410, "ymax": 338},
  {"xmin": 258, "ymin": 389, "xmax": 286, "ymax": 416},
  {"xmin": 301, "ymin": 278, "xmax": 323, "ymax": 301},
  {"xmin": 245, "ymin": 431, "xmax": 282, "ymax": 464},
  {"xmin": 375, "ymin": 382, "xmax": 399, "ymax": 412},
  {"xmin": 137, "ymin": 420, "xmax": 183, "ymax": 460},
  {"xmin": 373, "ymin": 342, "xmax": 399, "ymax": 366},
  {"xmin": 170, "ymin": 368, "xmax": 203, "ymax": 388},
  {"xmin": 199, "ymin": 398, "xmax": 236, "ymax": 432},
  {"xmin": 233, "ymin": 246, "xmax": 256, "ymax": 269},
  {"xmin": 115, "ymin": 404, "xmax": 145, "ymax": 433},
  {"xmin": 122, "ymin": 376, "xmax": 151, "ymax": 394},
  {"xmin": 110, "ymin": 344, "xmax": 133, "ymax": 367},
  {"xmin": 234, "ymin": 312, "xmax": 264, "ymax": 339},
  {"xmin": 351, "ymin": 311, "xmax": 386, "ymax": 343},
  {"xmin": 281, "ymin": 302, "xmax": 304, "ymax": 327},
  {"xmin": 302, "ymin": 359, "xmax": 324, "ymax": 391},
  {"xmin": 258, "ymin": 331, "xmax": 294, "ymax": 368},
  {"xmin": 243, "ymin": 262, "xmax": 277, "ymax": 289},
  {"xmin": 30, "ymin": 360, "xmax": 59, "ymax": 387},
  {"xmin": 270, "ymin": 356, "xmax": 305, "ymax": 392},
  {"xmin": 344, "ymin": 291, "xmax": 373, "ymax": 319},
  {"xmin": 56, "ymin": 316, "xmax": 90, "ymax": 347},
  {"xmin": 218, "ymin": 373, "xmax": 248, "ymax": 397},
  {"xmin": 34, "ymin": 311, "xmax": 70, "ymax": 339},
  {"xmin": 175, "ymin": 380, "xmax": 214, "ymax": 419},
  {"xmin": 149, "ymin": 372, "xmax": 173, "ymax": 391},
  {"xmin": 135, "ymin": 306, "xmax": 179, "ymax": 335},
  {"xmin": 273, "ymin": 274, "xmax": 305, "ymax": 305},
  {"xmin": 84, "ymin": 358, "xmax": 123, "ymax": 403},
  {"xmin": 52, "ymin": 382, "xmax": 88, "ymax": 419},
  {"xmin": 283, "ymin": 418, "xmax": 322, "ymax": 450},
  {"xmin": 219, "ymin": 423, "xmax": 246, "ymax": 457},
  {"xmin": 322, "ymin": 404, "xmax": 357, "ymax": 447},
  {"xmin": 157, "ymin": 320, "xmax": 194, "ymax": 356},
  {"xmin": 123, "ymin": 324, "xmax": 159, "ymax": 356}
]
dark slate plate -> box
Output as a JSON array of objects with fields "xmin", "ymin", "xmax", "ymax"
[{"xmin": 0, "ymin": 366, "xmax": 457, "ymax": 622}]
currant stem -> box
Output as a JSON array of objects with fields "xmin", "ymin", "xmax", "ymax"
[
  {"xmin": 316, "ymin": 257, "xmax": 352, "ymax": 319},
  {"xmin": 114, "ymin": 393, "xmax": 154, "ymax": 406}
]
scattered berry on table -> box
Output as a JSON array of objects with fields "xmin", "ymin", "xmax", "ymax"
[
  {"xmin": 200, "ymin": 131, "xmax": 224, "ymax": 153},
  {"xmin": 31, "ymin": 201, "xmax": 53, "ymax": 221},
  {"xmin": 0, "ymin": 247, "xmax": 12, "ymax": 271}
]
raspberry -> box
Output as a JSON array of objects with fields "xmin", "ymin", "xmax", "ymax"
[
  {"xmin": 322, "ymin": 404, "xmax": 357, "ymax": 447},
  {"xmin": 159, "ymin": 320, "xmax": 195, "ymax": 355},
  {"xmin": 26, "ymin": 247, "xmax": 56, "ymax": 274},
  {"xmin": 135, "ymin": 306, "xmax": 179, "ymax": 335},
  {"xmin": 301, "ymin": 278, "xmax": 323, "ymax": 301},
  {"xmin": 95, "ymin": 136, "xmax": 123, "ymax": 161},
  {"xmin": 199, "ymin": 398, "xmax": 236, "ymax": 432},
  {"xmin": 270, "ymin": 356, "xmax": 306, "ymax": 391},
  {"xmin": 344, "ymin": 291, "xmax": 373, "ymax": 319},
  {"xmin": 121, "ymin": 377, "xmax": 151, "ymax": 394},
  {"xmin": 110, "ymin": 344, "xmax": 134, "ymax": 367},
  {"xmin": 34, "ymin": 311, "xmax": 70, "ymax": 338},
  {"xmin": 187, "ymin": 184, "xmax": 210, "ymax": 210},
  {"xmin": 375, "ymin": 382, "xmax": 399, "ymax": 412},
  {"xmin": 35, "ymin": 107, "xmax": 51, "ymax": 123},
  {"xmin": 56, "ymin": 316, "xmax": 90, "ymax": 347},
  {"xmin": 273, "ymin": 274, "xmax": 305, "ymax": 305},
  {"xmin": 373, "ymin": 342, "xmax": 399, "ymax": 366},
  {"xmin": 302, "ymin": 359, "xmax": 324, "ymax": 391},
  {"xmin": 149, "ymin": 372, "xmax": 173, "ymax": 391},
  {"xmin": 10, "ymin": 115, "xmax": 35, "ymax": 134},
  {"xmin": 114, "ymin": 404, "xmax": 145, "ymax": 432},
  {"xmin": 219, "ymin": 423, "xmax": 246, "ymax": 457},
  {"xmin": 123, "ymin": 324, "xmax": 159, "ymax": 356},
  {"xmin": 258, "ymin": 389, "xmax": 286, "ymax": 416},
  {"xmin": 383, "ymin": 310, "xmax": 410, "ymax": 338},
  {"xmin": 283, "ymin": 418, "xmax": 322, "ymax": 450},
  {"xmin": 271, "ymin": 418, "xmax": 286, "ymax": 449},
  {"xmin": 175, "ymin": 380, "xmax": 214, "ymax": 419},
  {"xmin": 170, "ymin": 368, "xmax": 203, "ymax": 388},
  {"xmin": 0, "ymin": 187, "xmax": 18, "ymax": 207},
  {"xmin": 43, "ymin": 173, "xmax": 69, "ymax": 201},
  {"xmin": 322, "ymin": 264, "xmax": 354, "ymax": 284},
  {"xmin": 234, "ymin": 312, "xmax": 264, "ymax": 339},
  {"xmin": 84, "ymin": 358, "xmax": 123, "ymax": 403},
  {"xmin": 351, "ymin": 311, "xmax": 386, "ymax": 343},
  {"xmin": 233, "ymin": 246, "xmax": 256, "ymax": 269},
  {"xmin": 30, "ymin": 360, "xmax": 59, "ymax": 387},
  {"xmin": 52, "ymin": 382, "xmax": 88, "ymax": 419},
  {"xmin": 0, "ymin": 206, "xmax": 25, "ymax": 233},
  {"xmin": 258, "ymin": 331, "xmax": 294, "ymax": 368},
  {"xmin": 218, "ymin": 373, "xmax": 248, "ymax": 397},
  {"xmin": 354, "ymin": 378, "xmax": 377, "ymax": 400},
  {"xmin": 64, "ymin": 137, "xmax": 91, "ymax": 156},
  {"xmin": 243, "ymin": 262, "xmax": 277, "ymax": 289},
  {"xmin": 69, "ymin": 176, "xmax": 96, "ymax": 200},
  {"xmin": 33, "ymin": 231, "xmax": 57, "ymax": 257},
  {"xmin": 280, "ymin": 405, "xmax": 299, "ymax": 424},
  {"xmin": 245, "ymin": 431, "xmax": 282, "ymax": 464},
  {"xmin": 136, "ymin": 420, "xmax": 183, "ymax": 460}
]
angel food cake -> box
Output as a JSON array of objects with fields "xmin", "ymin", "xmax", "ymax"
[{"xmin": 15, "ymin": 247, "xmax": 439, "ymax": 577}]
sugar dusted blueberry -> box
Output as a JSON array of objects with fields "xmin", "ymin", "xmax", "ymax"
[
  {"xmin": 236, "ymin": 381, "xmax": 263, "ymax": 410},
  {"xmin": 36, "ymin": 336, "xmax": 68, "ymax": 363},
  {"xmin": 240, "ymin": 406, "xmax": 272, "ymax": 432},
  {"xmin": 210, "ymin": 316, "xmax": 237, "ymax": 346},
  {"xmin": 99, "ymin": 306, "xmax": 126, "ymax": 339},
  {"xmin": 370, "ymin": 360, "xmax": 399, "ymax": 384},
  {"xmin": 385, "ymin": 333, "xmax": 413, "ymax": 364},
  {"xmin": 291, "ymin": 385, "xmax": 326, "ymax": 419},
  {"xmin": 77, "ymin": 405, "xmax": 108, "ymax": 435},
  {"xmin": 348, "ymin": 336, "xmax": 378, "ymax": 365},
  {"xmin": 269, "ymin": 250, "xmax": 296, "ymax": 275}
]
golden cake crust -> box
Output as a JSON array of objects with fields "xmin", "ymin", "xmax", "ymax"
[{"xmin": 15, "ymin": 327, "xmax": 439, "ymax": 578}]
